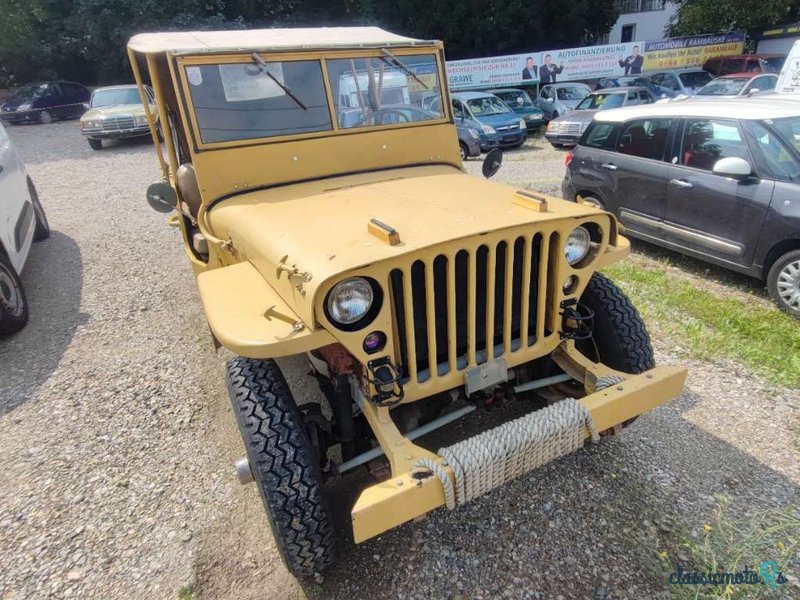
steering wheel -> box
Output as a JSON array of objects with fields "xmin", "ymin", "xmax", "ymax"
[{"xmin": 351, "ymin": 105, "xmax": 429, "ymax": 128}]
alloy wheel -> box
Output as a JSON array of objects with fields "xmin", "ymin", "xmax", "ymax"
[{"xmin": 777, "ymin": 259, "xmax": 800, "ymax": 311}]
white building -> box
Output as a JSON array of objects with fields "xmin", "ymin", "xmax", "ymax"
[{"xmin": 601, "ymin": 0, "xmax": 677, "ymax": 44}]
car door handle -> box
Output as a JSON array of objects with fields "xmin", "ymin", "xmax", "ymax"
[
  {"xmin": 600, "ymin": 163, "xmax": 617, "ymax": 171},
  {"xmin": 670, "ymin": 178, "xmax": 693, "ymax": 189}
]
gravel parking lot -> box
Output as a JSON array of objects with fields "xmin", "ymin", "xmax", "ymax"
[{"xmin": 0, "ymin": 122, "xmax": 798, "ymax": 600}]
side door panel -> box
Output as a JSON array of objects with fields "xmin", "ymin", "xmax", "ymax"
[{"xmin": 0, "ymin": 124, "xmax": 33, "ymax": 271}]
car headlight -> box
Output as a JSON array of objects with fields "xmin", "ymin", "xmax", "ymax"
[
  {"xmin": 82, "ymin": 120, "xmax": 101, "ymax": 129},
  {"xmin": 565, "ymin": 226, "xmax": 591, "ymax": 265},
  {"xmin": 17, "ymin": 103, "xmax": 31, "ymax": 111},
  {"xmin": 519, "ymin": 119, "xmax": 527, "ymax": 129},
  {"xmin": 482, "ymin": 124, "xmax": 496, "ymax": 134},
  {"xmin": 326, "ymin": 277, "xmax": 374, "ymax": 325},
  {"xmin": 134, "ymin": 115, "xmax": 149, "ymax": 127},
  {"xmin": 468, "ymin": 128, "xmax": 480, "ymax": 139}
]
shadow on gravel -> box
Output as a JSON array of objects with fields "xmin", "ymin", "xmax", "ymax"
[{"xmin": 0, "ymin": 231, "xmax": 85, "ymax": 416}]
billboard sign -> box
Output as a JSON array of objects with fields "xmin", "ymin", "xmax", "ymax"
[
  {"xmin": 642, "ymin": 32, "xmax": 746, "ymax": 70},
  {"xmin": 447, "ymin": 53, "xmax": 540, "ymax": 90}
]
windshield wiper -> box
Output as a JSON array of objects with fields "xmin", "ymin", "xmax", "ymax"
[
  {"xmin": 380, "ymin": 48, "xmax": 430, "ymax": 90},
  {"xmin": 251, "ymin": 53, "xmax": 307, "ymax": 111}
]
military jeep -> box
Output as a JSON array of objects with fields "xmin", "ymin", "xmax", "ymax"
[{"xmin": 127, "ymin": 27, "xmax": 687, "ymax": 578}]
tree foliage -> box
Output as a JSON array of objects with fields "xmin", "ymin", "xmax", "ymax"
[
  {"xmin": 668, "ymin": 0, "xmax": 800, "ymax": 37},
  {"xmin": 0, "ymin": 0, "xmax": 618, "ymax": 86}
]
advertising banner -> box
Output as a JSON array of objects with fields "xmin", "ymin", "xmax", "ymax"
[
  {"xmin": 447, "ymin": 53, "xmax": 540, "ymax": 90},
  {"xmin": 642, "ymin": 32, "xmax": 745, "ymax": 70},
  {"xmin": 541, "ymin": 42, "xmax": 640, "ymax": 82}
]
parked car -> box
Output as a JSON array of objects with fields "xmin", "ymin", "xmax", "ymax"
[
  {"xmin": 691, "ymin": 73, "xmax": 778, "ymax": 99},
  {"xmin": 449, "ymin": 92, "xmax": 527, "ymax": 150},
  {"xmin": 456, "ymin": 120, "xmax": 481, "ymax": 160},
  {"xmin": 545, "ymin": 86, "xmax": 655, "ymax": 148},
  {"xmin": 79, "ymin": 84, "xmax": 157, "ymax": 150},
  {"xmin": 647, "ymin": 69, "xmax": 713, "ymax": 97},
  {"xmin": 0, "ymin": 121, "xmax": 50, "ymax": 334},
  {"xmin": 595, "ymin": 76, "xmax": 677, "ymax": 99},
  {"xmin": 486, "ymin": 88, "xmax": 546, "ymax": 131},
  {"xmin": 703, "ymin": 54, "xmax": 786, "ymax": 76},
  {"xmin": 536, "ymin": 83, "xmax": 592, "ymax": 120},
  {"xmin": 562, "ymin": 99, "xmax": 800, "ymax": 317},
  {"xmin": 0, "ymin": 81, "xmax": 89, "ymax": 124}
]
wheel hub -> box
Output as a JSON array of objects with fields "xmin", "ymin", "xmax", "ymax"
[
  {"xmin": 777, "ymin": 259, "xmax": 800, "ymax": 310},
  {"xmin": 0, "ymin": 266, "xmax": 23, "ymax": 317}
]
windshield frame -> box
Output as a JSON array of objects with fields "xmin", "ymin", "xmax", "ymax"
[{"xmin": 174, "ymin": 48, "xmax": 450, "ymax": 151}]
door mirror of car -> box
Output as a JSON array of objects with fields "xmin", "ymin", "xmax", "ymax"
[
  {"xmin": 712, "ymin": 157, "xmax": 752, "ymax": 179},
  {"xmin": 747, "ymin": 87, "xmax": 760, "ymax": 96},
  {"xmin": 146, "ymin": 182, "xmax": 177, "ymax": 213},
  {"xmin": 82, "ymin": 102, "xmax": 90, "ymax": 110},
  {"xmin": 482, "ymin": 148, "xmax": 503, "ymax": 178}
]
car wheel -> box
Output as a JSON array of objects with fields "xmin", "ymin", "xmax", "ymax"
[
  {"xmin": 0, "ymin": 253, "xmax": 29, "ymax": 336},
  {"xmin": 28, "ymin": 179, "xmax": 50, "ymax": 241},
  {"xmin": 459, "ymin": 142, "xmax": 468, "ymax": 161},
  {"xmin": 38, "ymin": 110, "xmax": 53, "ymax": 125},
  {"xmin": 579, "ymin": 195, "xmax": 606, "ymax": 210},
  {"xmin": 226, "ymin": 356, "xmax": 336, "ymax": 577},
  {"xmin": 767, "ymin": 249, "xmax": 800, "ymax": 318},
  {"xmin": 88, "ymin": 138, "xmax": 103, "ymax": 150}
]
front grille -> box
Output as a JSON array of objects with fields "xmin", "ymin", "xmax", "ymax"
[
  {"xmin": 390, "ymin": 233, "xmax": 555, "ymax": 384},
  {"xmin": 560, "ymin": 122, "xmax": 582, "ymax": 135},
  {"xmin": 100, "ymin": 115, "xmax": 135, "ymax": 131}
]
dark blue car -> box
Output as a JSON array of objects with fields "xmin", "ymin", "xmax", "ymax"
[{"xmin": 0, "ymin": 81, "xmax": 90, "ymax": 125}]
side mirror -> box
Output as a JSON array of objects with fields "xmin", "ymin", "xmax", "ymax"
[
  {"xmin": 712, "ymin": 157, "xmax": 752, "ymax": 179},
  {"xmin": 482, "ymin": 148, "xmax": 503, "ymax": 178},
  {"xmin": 82, "ymin": 102, "xmax": 90, "ymax": 110},
  {"xmin": 146, "ymin": 182, "xmax": 177, "ymax": 213},
  {"xmin": 747, "ymin": 88, "xmax": 760, "ymax": 96}
]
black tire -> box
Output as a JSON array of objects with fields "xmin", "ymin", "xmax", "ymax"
[
  {"xmin": 767, "ymin": 249, "xmax": 800, "ymax": 318},
  {"xmin": 580, "ymin": 194, "xmax": 606, "ymax": 211},
  {"xmin": 226, "ymin": 357, "xmax": 336, "ymax": 578},
  {"xmin": 459, "ymin": 142, "xmax": 468, "ymax": 161},
  {"xmin": 88, "ymin": 138, "xmax": 102, "ymax": 150},
  {"xmin": 0, "ymin": 253, "xmax": 29, "ymax": 336},
  {"xmin": 38, "ymin": 110, "xmax": 53, "ymax": 125},
  {"xmin": 29, "ymin": 179, "xmax": 50, "ymax": 241},
  {"xmin": 577, "ymin": 273, "xmax": 655, "ymax": 374}
]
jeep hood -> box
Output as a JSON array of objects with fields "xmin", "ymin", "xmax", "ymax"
[{"xmin": 208, "ymin": 165, "xmax": 600, "ymax": 325}]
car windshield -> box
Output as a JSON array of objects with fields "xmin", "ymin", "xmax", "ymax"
[
  {"xmin": 500, "ymin": 90, "xmax": 534, "ymax": 107},
  {"xmin": 9, "ymin": 83, "xmax": 47, "ymax": 101},
  {"xmin": 679, "ymin": 71, "xmax": 713, "ymax": 89},
  {"xmin": 465, "ymin": 96, "xmax": 512, "ymax": 116},
  {"xmin": 762, "ymin": 56, "xmax": 786, "ymax": 73},
  {"xmin": 557, "ymin": 86, "xmax": 588, "ymax": 100},
  {"xmin": 91, "ymin": 88, "xmax": 144, "ymax": 107},
  {"xmin": 696, "ymin": 77, "xmax": 749, "ymax": 96},
  {"xmin": 768, "ymin": 116, "xmax": 800, "ymax": 154},
  {"xmin": 576, "ymin": 92, "xmax": 625, "ymax": 110}
]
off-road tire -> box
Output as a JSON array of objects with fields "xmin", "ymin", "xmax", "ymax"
[
  {"xmin": 767, "ymin": 249, "xmax": 800, "ymax": 318},
  {"xmin": 226, "ymin": 357, "xmax": 336, "ymax": 578},
  {"xmin": 29, "ymin": 179, "xmax": 50, "ymax": 241},
  {"xmin": 0, "ymin": 253, "xmax": 29, "ymax": 336},
  {"xmin": 578, "ymin": 272, "xmax": 655, "ymax": 374},
  {"xmin": 88, "ymin": 138, "xmax": 102, "ymax": 150}
]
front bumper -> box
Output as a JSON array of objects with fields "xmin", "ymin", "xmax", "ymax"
[
  {"xmin": 545, "ymin": 132, "xmax": 581, "ymax": 146},
  {"xmin": 1, "ymin": 110, "xmax": 38, "ymax": 123},
  {"xmin": 351, "ymin": 341, "xmax": 687, "ymax": 542},
  {"xmin": 524, "ymin": 118, "xmax": 545, "ymax": 131},
  {"xmin": 82, "ymin": 125, "xmax": 151, "ymax": 140},
  {"xmin": 481, "ymin": 130, "xmax": 526, "ymax": 151}
]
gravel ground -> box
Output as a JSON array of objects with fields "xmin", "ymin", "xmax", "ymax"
[{"xmin": 0, "ymin": 123, "xmax": 798, "ymax": 600}]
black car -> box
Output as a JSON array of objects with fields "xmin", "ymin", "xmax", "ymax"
[
  {"xmin": 562, "ymin": 99, "xmax": 800, "ymax": 317},
  {"xmin": 0, "ymin": 81, "xmax": 90, "ymax": 124}
]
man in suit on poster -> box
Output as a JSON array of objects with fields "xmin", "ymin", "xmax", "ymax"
[
  {"xmin": 521, "ymin": 56, "xmax": 538, "ymax": 80},
  {"xmin": 539, "ymin": 54, "xmax": 564, "ymax": 84},
  {"xmin": 619, "ymin": 45, "xmax": 644, "ymax": 75}
]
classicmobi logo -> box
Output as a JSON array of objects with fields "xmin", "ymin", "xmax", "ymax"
[{"xmin": 668, "ymin": 561, "xmax": 788, "ymax": 589}]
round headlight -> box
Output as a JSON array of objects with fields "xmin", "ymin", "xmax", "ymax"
[
  {"xmin": 565, "ymin": 226, "xmax": 591, "ymax": 265},
  {"xmin": 327, "ymin": 278, "xmax": 374, "ymax": 325}
]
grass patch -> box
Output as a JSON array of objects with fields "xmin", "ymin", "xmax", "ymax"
[
  {"xmin": 603, "ymin": 261, "xmax": 800, "ymax": 387},
  {"xmin": 178, "ymin": 584, "xmax": 196, "ymax": 600},
  {"xmin": 659, "ymin": 497, "xmax": 800, "ymax": 599}
]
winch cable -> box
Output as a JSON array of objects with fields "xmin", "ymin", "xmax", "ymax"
[{"xmin": 415, "ymin": 398, "xmax": 599, "ymax": 510}]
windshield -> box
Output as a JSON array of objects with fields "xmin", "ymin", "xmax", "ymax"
[
  {"xmin": 679, "ymin": 71, "xmax": 713, "ymax": 89},
  {"xmin": 576, "ymin": 92, "xmax": 624, "ymax": 110},
  {"xmin": 10, "ymin": 83, "xmax": 46, "ymax": 101},
  {"xmin": 762, "ymin": 56, "xmax": 786, "ymax": 73},
  {"xmin": 91, "ymin": 87, "xmax": 145, "ymax": 107},
  {"xmin": 465, "ymin": 96, "xmax": 512, "ymax": 116},
  {"xmin": 557, "ymin": 86, "xmax": 588, "ymax": 101},
  {"xmin": 327, "ymin": 53, "xmax": 443, "ymax": 129},
  {"xmin": 499, "ymin": 90, "xmax": 534, "ymax": 107},
  {"xmin": 696, "ymin": 77, "xmax": 749, "ymax": 96}
]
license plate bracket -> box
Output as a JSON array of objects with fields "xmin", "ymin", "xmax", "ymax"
[{"xmin": 464, "ymin": 358, "xmax": 508, "ymax": 396}]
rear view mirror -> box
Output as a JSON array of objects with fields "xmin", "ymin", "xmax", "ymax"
[
  {"xmin": 482, "ymin": 148, "xmax": 503, "ymax": 178},
  {"xmin": 712, "ymin": 157, "xmax": 752, "ymax": 179},
  {"xmin": 146, "ymin": 182, "xmax": 177, "ymax": 213}
]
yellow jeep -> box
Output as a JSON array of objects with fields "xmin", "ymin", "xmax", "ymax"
[{"xmin": 127, "ymin": 27, "xmax": 687, "ymax": 578}]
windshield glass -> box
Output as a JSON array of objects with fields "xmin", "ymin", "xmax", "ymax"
[
  {"xmin": 696, "ymin": 77, "xmax": 749, "ymax": 96},
  {"xmin": 10, "ymin": 83, "xmax": 46, "ymax": 101},
  {"xmin": 557, "ymin": 86, "xmax": 588, "ymax": 100},
  {"xmin": 327, "ymin": 53, "xmax": 443, "ymax": 129},
  {"xmin": 679, "ymin": 71, "xmax": 713, "ymax": 89},
  {"xmin": 763, "ymin": 56, "xmax": 786, "ymax": 73},
  {"xmin": 185, "ymin": 59, "xmax": 332, "ymax": 143},
  {"xmin": 465, "ymin": 95, "xmax": 511, "ymax": 116},
  {"xmin": 500, "ymin": 90, "xmax": 534, "ymax": 107},
  {"xmin": 91, "ymin": 87, "xmax": 145, "ymax": 107},
  {"xmin": 576, "ymin": 92, "xmax": 624, "ymax": 110}
]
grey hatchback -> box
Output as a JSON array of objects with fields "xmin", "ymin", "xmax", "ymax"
[{"xmin": 562, "ymin": 99, "xmax": 800, "ymax": 317}]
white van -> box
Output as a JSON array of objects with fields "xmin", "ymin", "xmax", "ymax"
[
  {"xmin": 0, "ymin": 121, "xmax": 49, "ymax": 335},
  {"xmin": 776, "ymin": 39, "xmax": 800, "ymax": 94},
  {"xmin": 337, "ymin": 70, "xmax": 410, "ymax": 109}
]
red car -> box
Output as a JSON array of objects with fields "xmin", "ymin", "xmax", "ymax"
[{"xmin": 703, "ymin": 54, "xmax": 785, "ymax": 76}]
